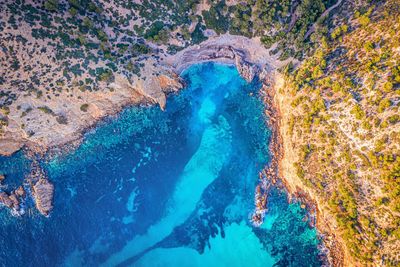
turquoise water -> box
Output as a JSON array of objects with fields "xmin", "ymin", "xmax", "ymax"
[{"xmin": 0, "ymin": 63, "xmax": 322, "ymax": 266}]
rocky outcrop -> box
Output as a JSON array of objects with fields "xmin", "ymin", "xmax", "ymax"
[
  {"xmin": 234, "ymin": 54, "xmax": 258, "ymax": 82},
  {"xmin": 0, "ymin": 182, "xmax": 26, "ymax": 214},
  {"xmin": 15, "ymin": 185, "xmax": 26, "ymax": 198},
  {"xmin": 0, "ymin": 165, "xmax": 54, "ymax": 217},
  {"xmin": 0, "ymin": 133, "xmax": 25, "ymax": 157},
  {"xmin": 0, "ymin": 161, "xmax": 55, "ymax": 217},
  {"xmin": 32, "ymin": 178, "xmax": 54, "ymax": 217},
  {"xmin": 0, "ymin": 192, "xmax": 14, "ymax": 208}
]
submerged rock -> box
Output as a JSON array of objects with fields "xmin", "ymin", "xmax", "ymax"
[{"xmin": 32, "ymin": 179, "xmax": 54, "ymax": 217}]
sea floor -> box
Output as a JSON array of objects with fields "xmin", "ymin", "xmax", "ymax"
[{"xmin": 0, "ymin": 63, "xmax": 322, "ymax": 267}]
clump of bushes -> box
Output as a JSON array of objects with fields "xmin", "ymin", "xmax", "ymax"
[
  {"xmin": 80, "ymin": 104, "xmax": 89, "ymax": 112},
  {"xmin": 44, "ymin": 0, "xmax": 59, "ymax": 12},
  {"xmin": 38, "ymin": 106, "xmax": 54, "ymax": 115}
]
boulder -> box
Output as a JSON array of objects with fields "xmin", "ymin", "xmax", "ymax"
[
  {"xmin": 15, "ymin": 186, "xmax": 25, "ymax": 198},
  {"xmin": 8, "ymin": 193, "xmax": 19, "ymax": 210},
  {"xmin": 234, "ymin": 56, "xmax": 258, "ymax": 83},
  {"xmin": 0, "ymin": 192, "xmax": 13, "ymax": 208},
  {"xmin": 32, "ymin": 179, "xmax": 54, "ymax": 216}
]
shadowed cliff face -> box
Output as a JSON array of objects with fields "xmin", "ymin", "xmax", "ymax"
[{"xmin": 0, "ymin": 63, "xmax": 322, "ymax": 266}]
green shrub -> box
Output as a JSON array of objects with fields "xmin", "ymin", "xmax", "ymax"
[
  {"xmin": 0, "ymin": 106, "xmax": 10, "ymax": 115},
  {"xmin": 351, "ymin": 104, "xmax": 365, "ymax": 120},
  {"xmin": 80, "ymin": 104, "xmax": 89, "ymax": 112},
  {"xmin": 202, "ymin": 2, "xmax": 229, "ymax": 34},
  {"xmin": 377, "ymin": 99, "xmax": 391, "ymax": 113},
  {"xmin": 359, "ymin": 15, "xmax": 370, "ymax": 27},
  {"xmin": 44, "ymin": 0, "xmax": 59, "ymax": 12},
  {"xmin": 69, "ymin": 7, "xmax": 78, "ymax": 16},
  {"xmin": 383, "ymin": 82, "xmax": 393, "ymax": 93},
  {"xmin": 364, "ymin": 41, "xmax": 374, "ymax": 52},
  {"xmin": 331, "ymin": 26, "xmax": 342, "ymax": 40},
  {"xmin": 144, "ymin": 21, "xmax": 165, "ymax": 40},
  {"xmin": 388, "ymin": 115, "xmax": 399, "ymax": 124},
  {"xmin": 38, "ymin": 106, "xmax": 54, "ymax": 115},
  {"xmin": 97, "ymin": 30, "xmax": 108, "ymax": 42},
  {"xmin": 97, "ymin": 68, "xmax": 114, "ymax": 83}
]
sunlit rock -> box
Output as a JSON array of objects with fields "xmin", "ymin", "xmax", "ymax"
[{"xmin": 32, "ymin": 179, "xmax": 54, "ymax": 217}]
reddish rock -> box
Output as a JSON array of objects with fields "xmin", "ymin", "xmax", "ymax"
[
  {"xmin": 0, "ymin": 192, "xmax": 13, "ymax": 208},
  {"xmin": 0, "ymin": 174, "xmax": 4, "ymax": 184},
  {"xmin": 235, "ymin": 55, "xmax": 258, "ymax": 82},
  {"xmin": 15, "ymin": 186, "xmax": 25, "ymax": 198},
  {"xmin": 8, "ymin": 193, "xmax": 19, "ymax": 210},
  {"xmin": 32, "ymin": 179, "xmax": 54, "ymax": 216}
]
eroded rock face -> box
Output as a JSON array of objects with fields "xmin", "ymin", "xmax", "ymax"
[
  {"xmin": 1, "ymin": 162, "xmax": 54, "ymax": 217},
  {"xmin": 234, "ymin": 55, "xmax": 258, "ymax": 83},
  {"xmin": 173, "ymin": 43, "xmax": 259, "ymax": 83},
  {"xmin": 32, "ymin": 179, "xmax": 54, "ymax": 217},
  {"xmin": 0, "ymin": 190, "xmax": 23, "ymax": 212},
  {"xmin": 0, "ymin": 137, "xmax": 25, "ymax": 157},
  {"xmin": 0, "ymin": 174, "xmax": 22, "ymax": 211},
  {"xmin": 0, "ymin": 192, "xmax": 13, "ymax": 208},
  {"xmin": 8, "ymin": 194, "xmax": 19, "ymax": 210}
]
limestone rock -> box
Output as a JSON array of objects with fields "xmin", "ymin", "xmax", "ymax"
[
  {"xmin": 9, "ymin": 193, "xmax": 19, "ymax": 210},
  {"xmin": 0, "ymin": 137, "xmax": 24, "ymax": 156},
  {"xmin": 0, "ymin": 192, "xmax": 13, "ymax": 208},
  {"xmin": 32, "ymin": 179, "xmax": 54, "ymax": 217},
  {"xmin": 15, "ymin": 186, "xmax": 25, "ymax": 198},
  {"xmin": 235, "ymin": 56, "xmax": 258, "ymax": 83},
  {"xmin": 0, "ymin": 185, "xmax": 25, "ymax": 213}
]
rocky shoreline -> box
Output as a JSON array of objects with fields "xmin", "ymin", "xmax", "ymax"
[
  {"xmin": 169, "ymin": 40, "xmax": 341, "ymax": 266},
  {"xmin": 0, "ymin": 38, "xmax": 261, "ymax": 217},
  {"xmin": 0, "ymin": 34, "xmax": 339, "ymax": 265},
  {"xmin": 0, "ymin": 34, "xmax": 279, "ymax": 158},
  {"xmin": 0, "ymin": 159, "xmax": 54, "ymax": 217},
  {"xmin": 257, "ymin": 69, "xmax": 344, "ymax": 267},
  {"xmin": 0, "ymin": 84, "xmax": 180, "ymax": 217}
]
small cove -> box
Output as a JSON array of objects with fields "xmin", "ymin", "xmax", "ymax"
[{"xmin": 0, "ymin": 63, "xmax": 322, "ymax": 266}]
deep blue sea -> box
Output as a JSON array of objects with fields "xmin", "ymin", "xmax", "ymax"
[{"xmin": 0, "ymin": 63, "xmax": 322, "ymax": 267}]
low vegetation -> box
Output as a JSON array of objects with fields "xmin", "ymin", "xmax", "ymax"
[{"xmin": 281, "ymin": 1, "xmax": 399, "ymax": 265}]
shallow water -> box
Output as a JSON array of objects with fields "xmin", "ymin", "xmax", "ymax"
[{"xmin": 0, "ymin": 63, "xmax": 322, "ymax": 266}]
